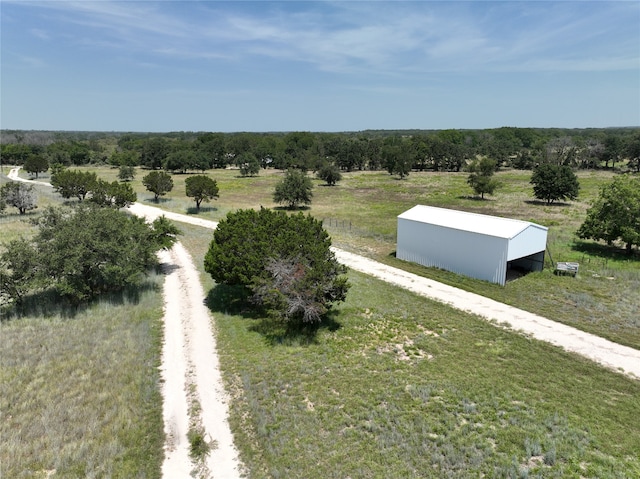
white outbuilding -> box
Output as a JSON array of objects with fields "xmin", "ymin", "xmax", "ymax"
[{"xmin": 396, "ymin": 205, "xmax": 548, "ymax": 286}]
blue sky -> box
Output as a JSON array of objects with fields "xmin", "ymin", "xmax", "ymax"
[{"xmin": 1, "ymin": 1, "xmax": 638, "ymax": 132}]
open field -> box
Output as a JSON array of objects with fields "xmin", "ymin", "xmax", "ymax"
[
  {"xmin": 41, "ymin": 165, "xmax": 640, "ymax": 350},
  {"xmin": 3, "ymin": 167, "xmax": 639, "ymax": 477},
  {"xmin": 177, "ymin": 222, "xmax": 640, "ymax": 478}
]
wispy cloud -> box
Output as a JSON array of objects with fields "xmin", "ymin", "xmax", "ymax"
[{"xmin": 6, "ymin": 1, "xmax": 638, "ymax": 75}]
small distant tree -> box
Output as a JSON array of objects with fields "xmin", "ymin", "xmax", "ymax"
[
  {"xmin": 204, "ymin": 208, "xmax": 350, "ymax": 325},
  {"xmin": 51, "ymin": 169, "xmax": 97, "ymax": 201},
  {"xmin": 273, "ymin": 169, "xmax": 313, "ymax": 209},
  {"xmin": 0, "ymin": 181, "xmax": 37, "ymax": 214},
  {"xmin": 317, "ymin": 163, "xmax": 342, "ymax": 186},
  {"xmin": 23, "ymin": 155, "xmax": 49, "ymax": 179},
  {"xmin": 530, "ymin": 164, "xmax": 579, "ymax": 204},
  {"xmin": 118, "ymin": 165, "xmax": 136, "ymax": 182},
  {"xmin": 466, "ymin": 157, "xmax": 500, "ymax": 199},
  {"xmin": 237, "ymin": 153, "xmax": 261, "ymax": 177},
  {"xmin": 142, "ymin": 171, "xmax": 174, "ymax": 202},
  {"xmin": 89, "ymin": 179, "xmax": 137, "ymax": 208},
  {"xmin": 185, "ymin": 175, "xmax": 219, "ymax": 211},
  {"xmin": 577, "ymin": 175, "xmax": 640, "ymax": 254}
]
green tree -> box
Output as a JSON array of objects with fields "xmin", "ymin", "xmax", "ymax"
[
  {"xmin": 577, "ymin": 175, "xmax": 640, "ymax": 254},
  {"xmin": 625, "ymin": 134, "xmax": 640, "ymax": 173},
  {"xmin": 185, "ymin": 175, "xmax": 219, "ymax": 211},
  {"xmin": 0, "ymin": 205, "xmax": 180, "ymax": 304},
  {"xmin": 0, "ymin": 181, "xmax": 37, "ymax": 214},
  {"xmin": 530, "ymin": 164, "xmax": 580, "ymax": 204},
  {"xmin": 51, "ymin": 169, "xmax": 97, "ymax": 201},
  {"xmin": 204, "ymin": 208, "xmax": 350, "ymax": 324},
  {"xmin": 164, "ymin": 150, "xmax": 195, "ymax": 174},
  {"xmin": 118, "ymin": 165, "xmax": 136, "ymax": 182},
  {"xmin": 89, "ymin": 179, "xmax": 137, "ymax": 208},
  {"xmin": 109, "ymin": 150, "xmax": 139, "ymax": 167},
  {"xmin": 273, "ymin": 169, "xmax": 313, "ymax": 209},
  {"xmin": 236, "ymin": 153, "xmax": 261, "ymax": 177},
  {"xmin": 140, "ymin": 137, "xmax": 169, "ymax": 169},
  {"xmin": 466, "ymin": 157, "xmax": 500, "ymax": 199},
  {"xmin": 316, "ymin": 163, "xmax": 342, "ymax": 186},
  {"xmin": 23, "ymin": 155, "xmax": 49, "ymax": 178},
  {"xmin": 142, "ymin": 171, "xmax": 174, "ymax": 202}
]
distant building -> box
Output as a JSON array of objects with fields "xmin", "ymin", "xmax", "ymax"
[{"xmin": 397, "ymin": 205, "xmax": 548, "ymax": 286}]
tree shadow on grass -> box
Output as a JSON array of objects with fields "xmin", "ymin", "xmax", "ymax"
[
  {"xmin": 205, "ymin": 283, "xmax": 341, "ymax": 346},
  {"xmin": 457, "ymin": 195, "xmax": 494, "ymax": 201},
  {"xmin": 524, "ymin": 199, "xmax": 572, "ymax": 207},
  {"xmin": 272, "ymin": 205, "xmax": 311, "ymax": 212},
  {"xmin": 186, "ymin": 206, "xmax": 218, "ymax": 215},
  {"xmin": 571, "ymin": 240, "xmax": 640, "ymax": 262},
  {"xmin": 0, "ymin": 281, "xmax": 159, "ymax": 323},
  {"xmin": 144, "ymin": 197, "xmax": 172, "ymax": 204}
]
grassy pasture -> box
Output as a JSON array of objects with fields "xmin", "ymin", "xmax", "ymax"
[
  {"xmin": 66, "ymin": 165, "xmax": 640, "ymax": 349},
  {"xmin": 4, "ymin": 166, "xmax": 639, "ymax": 477},
  {"xmin": 177, "ymin": 222, "xmax": 640, "ymax": 478},
  {"xmin": 0, "ymin": 176, "xmax": 164, "ymax": 478}
]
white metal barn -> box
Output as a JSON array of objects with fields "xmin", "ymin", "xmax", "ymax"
[{"xmin": 396, "ymin": 206, "xmax": 548, "ymax": 286}]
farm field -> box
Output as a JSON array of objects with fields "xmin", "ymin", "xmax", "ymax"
[{"xmin": 2, "ymin": 167, "xmax": 639, "ymax": 477}]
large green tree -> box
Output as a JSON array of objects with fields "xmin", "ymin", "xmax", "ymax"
[
  {"xmin": 185, "ymin": 175, "xmax": 219, "ymax": 211},
  {"xmin": 0, "ymin": 205, "xmax": 180, "ymax": 304},
  {"xmin": 23, "ymin": 155, "xmax": 49, "ymax": 178},
  {"xmin": 273, "ymin": 169, "xmax": 313, "ymax": 209},
  {"xmin": 0, "ymin": 181, "xmax": 37, "ymax": 214},
  {"xmin": 204, "ymin": 208, "xmax": 349, "ymax": 324},
  {"xmin": 51, "ymin": 169, "xmax": 97, "ymax": 201},
  {"xmin": 142, "ymin": 171, "xmax": 174, "ymax": 202},
  {"xmin": 530, "ymin": 164, "xmax": 580, "ymax": 204},
  {"xmin": 89, "ymin": 179, "xmax": 137, "ymax": 208},
  {"xmin": 577, "ymin": 175, "xmax": 640, "ymax": 254}
]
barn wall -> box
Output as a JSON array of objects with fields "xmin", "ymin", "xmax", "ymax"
[
  {"xmin": 507, "ymin": 225, "xmax": 548, "ymax": 261},
  {"xmin": 397, "ymin": 219, "xmax": 509, "ymax": 285}
]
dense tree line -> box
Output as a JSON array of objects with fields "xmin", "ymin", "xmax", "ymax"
[{"xmin": 2, "ymin": 128, "xmax": 639, "ymax": 176}]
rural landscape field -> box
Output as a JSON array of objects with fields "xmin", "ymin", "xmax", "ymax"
[{"xmin": 1, "ymin": 127, "xmax": 639, "ymax": 478}]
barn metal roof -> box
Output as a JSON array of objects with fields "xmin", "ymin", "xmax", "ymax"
[{"xmin": 397, "ymin": 205, "xmax": 548, "ymax": 239}]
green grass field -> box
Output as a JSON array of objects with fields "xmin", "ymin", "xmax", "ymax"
[
  {"xmin": 60, "ymin": 165, "xmax": 640, "ymax": 349},
  {"xmin": 3, "ymin": 166, "xmax": 639, "ymax": 478},
  {"xmin": 178, "ymin": 221, "xmax": 640, "ymax": 478}
]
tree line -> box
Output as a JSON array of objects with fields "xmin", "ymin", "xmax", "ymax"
[{"xmin": 3, "ymin": 128, "xmax": 640, "ymax": 176}]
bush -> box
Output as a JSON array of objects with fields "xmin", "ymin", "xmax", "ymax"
[
  {"xmin": 0, "ymin": 204, "xmax": 179, "ymax": 304},
  {"xmin": 204, "ymin": 208, "xmax": 349, "ymax": 324}
]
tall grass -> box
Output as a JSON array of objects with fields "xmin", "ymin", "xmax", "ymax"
[
  {"xmin": 0, "ymin": 172, "xmax": 164, "ymax": 478},
  {"xmin": 179, "ymin": 227, "xmax": 640, "ymax": 478}
]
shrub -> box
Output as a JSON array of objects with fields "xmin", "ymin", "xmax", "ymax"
[{"xmin": 204, "ymin": 208, "xmax": 349, "ymax": 324}]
